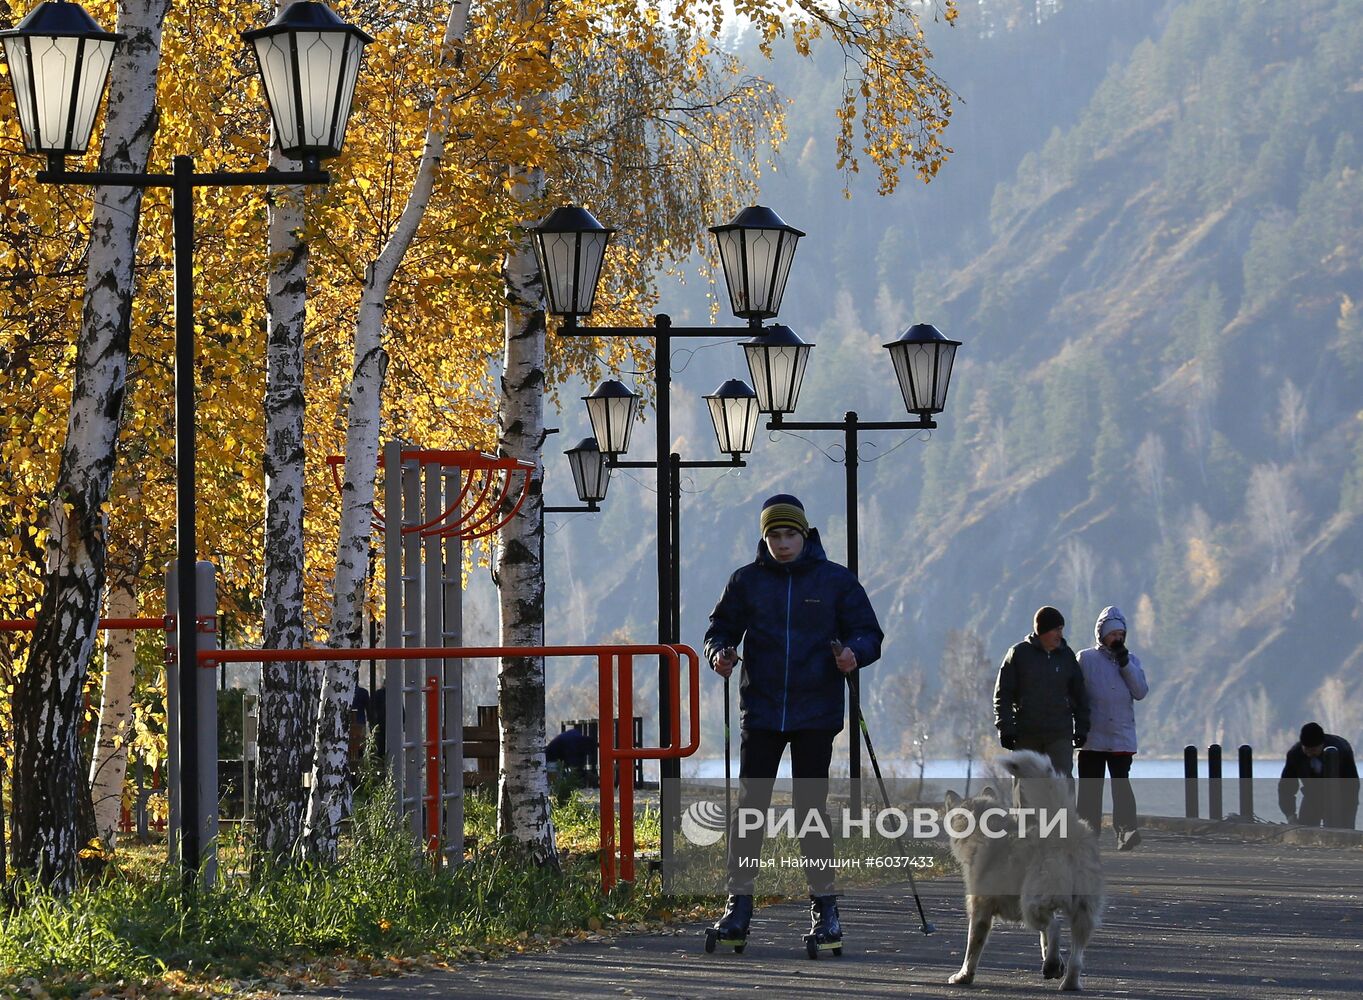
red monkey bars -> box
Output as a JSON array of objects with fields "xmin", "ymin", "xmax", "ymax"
[{"xmin": 326, "ymin": 448, "xmax": 534, "ymax": 541}]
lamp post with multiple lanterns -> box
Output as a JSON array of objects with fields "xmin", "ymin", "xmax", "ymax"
[
  {"xmin": 533, "ymin": 204, "xmax": 799, "ymax": 874},
  {"xmin": 1, "ymin": 0, "xmax": 371, "ymax": 889},
  {"xmin": 763, "ymin": 323, "xmax": 960, "ymax": 813},
  {"xmin": 533, "ymin": 203, "xmax": 962, "ymax": 872}
]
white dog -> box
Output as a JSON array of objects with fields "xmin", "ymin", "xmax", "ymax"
[{"xmin": 943, "ymin": 751, "xmax": 1104, "ymax": 991}]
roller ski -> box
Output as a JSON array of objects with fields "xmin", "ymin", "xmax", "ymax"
[
  {"xmin": 803, "ymin": 894, "xmax": 843, "ymax": 958},
  {"xmin": 704, "ymin": 894, "xmax": 752, "ymax": 953}
]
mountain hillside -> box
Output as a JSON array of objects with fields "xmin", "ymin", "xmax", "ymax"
[{"xmin": 894, "ymin": 0, "xmax": 1363, "ymax": 753}]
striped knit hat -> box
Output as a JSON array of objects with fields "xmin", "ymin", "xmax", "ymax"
[{"xmin": 760, "ymin": 494, "xmax": 809, "ymax": 537}]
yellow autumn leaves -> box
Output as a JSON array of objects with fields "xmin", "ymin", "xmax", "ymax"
[{"xmin": 0, "ymin": 0, "xmax": 952, "ymax": 715}]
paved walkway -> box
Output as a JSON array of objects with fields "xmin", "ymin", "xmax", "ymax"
[{"xmin": 287, "ymin": 830, "xmax": 1362, "ymax": 998}]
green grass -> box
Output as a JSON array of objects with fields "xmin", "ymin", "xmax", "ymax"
[
  {"xmin": 0, "ymin": 779, "xmax": 684, "ymax": 998},
  {"xmin": 1, "ymin": 778, "xmax": 949, "ymax": 997}
]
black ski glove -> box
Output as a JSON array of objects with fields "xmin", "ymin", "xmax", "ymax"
[
  {"xmin": 1073, "ymin": 734, "xmax": 1088, "ymax": 749},
  {"xmin": 1000, "ymin": 733, "xmax": 1018, "ymax": 751},
  {"xmin": 1112, "ymin": 641, "xmax": 1130, "ymax": 667}
]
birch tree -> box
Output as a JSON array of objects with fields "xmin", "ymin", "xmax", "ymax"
[
  {"xmin": 1134, "ymin": 431, "xmax": 1167, "ymax": 537},
  {"xmin": 496, "ymin": 153, "xmax": 554, "ymax": 860},
  {"xmin": 881, "ymin": 664, "xmax": 931, "ymax": 798},
  {"xmin": 9, "ymin": 0, "xmax": 170, "ymax": 894},
  {"xmin": 1245, "ymin": 462, "xmax": 1300, "ymax": 574},
  {"xmin": 302, "ymin": 0, "xmax": 476, "ymax": 863},
  {"xmin": 253, "ymin": 0, "xmax": 322, "ymax": 865},
  {"xmin": 1276, "ymin": 378, "xmax": 1306, "ymax": 459},
  {"xmin": 88, "ymin": 558, "xmax": 140, "ymax": 850},
  {"xmin": 935, "ymin": 628, "xmax": 992, "ymax": 795},
  {"xmin": 489, "ymin": 0, "xmax": 776, "ymax": 860},
  {"xmin": 1311, "ymin": 676, "xmax": 1363, "ymax": 742},
  {"xmin": 1058, "ymin": 536, "xmax": 1096, "ymax": 620}
]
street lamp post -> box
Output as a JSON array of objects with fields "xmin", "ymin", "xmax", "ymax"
[
  {"xmin": 533, "ymin": 204, "xmax": 802, "ymax": 879},
  {"xmin": 2, "ymin": 0, "xmax": 371, "ymax": 891},
  {"xmin": 757, "ymin": 322, "xmax": 961, "ymax": 813}
]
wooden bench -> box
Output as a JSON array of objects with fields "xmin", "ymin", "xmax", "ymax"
[{"xmin": 464, "ymin": 704, "xmax": 498, "ymax": 789}]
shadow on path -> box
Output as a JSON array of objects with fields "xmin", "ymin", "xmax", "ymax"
[{"xmin": 285, "ymin": 831, "xmax": 1362, "ymax": 999}]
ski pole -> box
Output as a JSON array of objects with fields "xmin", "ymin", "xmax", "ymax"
[
  {"xmin": 858, "ymin": 681, "xmax": 934, "ymax": 935},
  {"xmin": 722, "ymin": 648, "xmax": 739, "ymax": 840},
  {"xmin": 836, "ymin": 641, "xmax": 935, "ymax": 935}
]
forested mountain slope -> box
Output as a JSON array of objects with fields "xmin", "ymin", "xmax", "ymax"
[{"xmin": 893, "ymin": 0, "xmax": 1363, "ymax": 751}]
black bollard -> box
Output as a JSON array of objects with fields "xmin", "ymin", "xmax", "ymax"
[
  {"xmin": 1238, "ymin": 744, "xmax": 1254, "ymax": 821},
  {"xmin": 1208, "ymin": 744, "xmax": 1223, "ymax": 821},
  {"xmin": 1323, "ymin": 746, "xmax": 1341, "ymax": 828},
  {"xmin": 1184, "ymin": 745, "xmax": 1199, "ymax": 819}
]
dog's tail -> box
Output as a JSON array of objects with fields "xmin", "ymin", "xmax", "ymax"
[{"xmin": 998, "ymin": 750, "xmax": 1073, "ymax": 816}]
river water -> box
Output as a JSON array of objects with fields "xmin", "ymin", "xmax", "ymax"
[{"xmin": 679, "ymin": 755, "xmax": 1292, "ymax": 821}]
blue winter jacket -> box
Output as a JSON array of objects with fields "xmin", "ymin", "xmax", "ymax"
[{"xmin": 703, "ymin": 529, "xmax": 884, "ymax": 733}]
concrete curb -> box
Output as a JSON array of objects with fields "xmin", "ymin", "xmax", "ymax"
[{"xmin": 1135, "ymin": 813, "xmax": 1363, "ymax": 847}]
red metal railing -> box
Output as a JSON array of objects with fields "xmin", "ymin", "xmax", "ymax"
[
  {"xmin": 0, "ymin": 614, "xmax": 700, "ymax": 889},
  {"xmin": 203, "ymin": 643, "xmax": 700, "ymax": 890}
]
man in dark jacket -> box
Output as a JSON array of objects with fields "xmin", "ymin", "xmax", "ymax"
[
  {"xmin": 1278, "ymin": 722, "xmax": 1359, "ymax": 829},
  {"xmin": 703, "ymin": 494, "xmax": 884, "ymax": 951},
  {"xmin": 993, "ymin": 606, "xmax": 1089, "ymax": 780}
]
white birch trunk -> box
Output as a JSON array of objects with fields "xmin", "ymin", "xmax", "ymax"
[
  {"xmin": 10, "ymin": 0, "xmax": 169, "ymax": 894},
  {"xmin": 89, "ymin": 579, "xmax": 139, "ymax": 850},
  {"xmin": 254, "ymin": 135, "xmax": 314, "ymax": 865},
  {"xmin": 495, "ymin": 160, "xmax": 556, "ymax": 864},
  {"xmin": 302, "ymin": 0, "xmax": 473, "ymax": 862}
]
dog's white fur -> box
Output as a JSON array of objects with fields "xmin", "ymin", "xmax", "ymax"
[{"xmin": 943, "ymin": 750, "xmax": 1104, "ymax": 991}]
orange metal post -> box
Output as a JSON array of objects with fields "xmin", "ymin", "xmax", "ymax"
[
  {"xmin": 597, "ymin": 651, "xmax": 617, "ymax": 891},
  {"xmin": 618, "ymin": 652, "xmax": 636, "ymax": 883}
]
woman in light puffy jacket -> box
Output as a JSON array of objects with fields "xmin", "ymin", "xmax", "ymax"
[{"xmin": 1076, "ymin": 606, "xmax": 1149, "ymax": 850}]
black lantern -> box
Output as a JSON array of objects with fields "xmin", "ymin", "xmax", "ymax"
[
  {"xmin": 709, "ymin": 206, "xmax": 804, "ymax": 321},
  {"xmin": 0, "ymin": 1, "xmax": 123, "ymax": 161},
  {"xmin": 565, "ymin": 437, "xmax": 609, "ymax": 504},
  {"xmin": 533, "ymin": 206, "xmax": 614, "ymax": 318},
  {"xmin": 243, "ymin": 1, "xmax": 373, "ymax": 167},
  {"xmin": 884, "ymin": 323, "xmax": 960, "ymax": 416},
  {"xmin": 583, "ymin": 379, "xmax": 639, "ymax": 456},
  {"xmin": 743, "ymin": 324, "xmax": 812, "ymax": 415},
  {"xmin": 704, "ymin": 380, "xmax": 760, "ymax": 457}
]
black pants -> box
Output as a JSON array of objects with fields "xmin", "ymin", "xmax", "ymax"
[
  {"xmin": 1298, "ymin": 790, "xmax": 1359, "ymax": 829},
  {"xmin": 726, "ymin": 727, "xmax": 838, "ymax": 894},
  {"xmin": 1016, "ymin": 734, "xmax": 1075, "ymax": 778},
  {"xmin": 1077, "ymin": 750, "xmax": 1138, "ymax": 834}
]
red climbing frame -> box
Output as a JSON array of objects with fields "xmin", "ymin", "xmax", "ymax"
[{"xmin": 326, "ymin": 448, "xmax": 535, "ymax": 541}]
